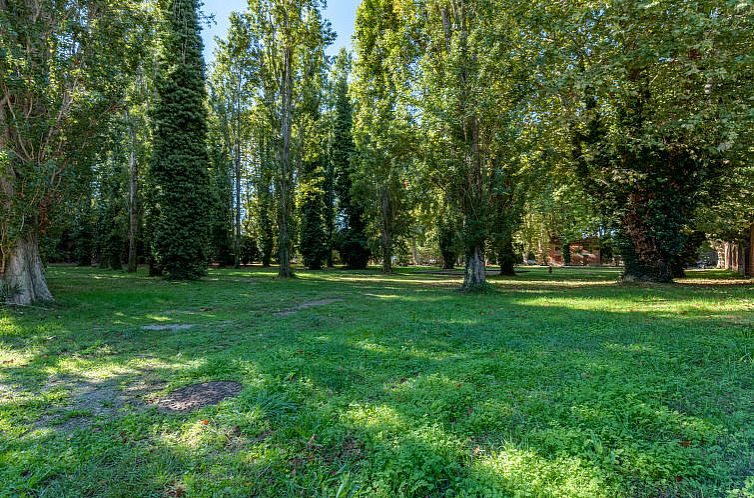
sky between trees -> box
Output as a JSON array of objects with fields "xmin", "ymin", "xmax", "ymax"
[{"xmin": 202, "ymin": 0, "xmax": 359, "ymax": 61}]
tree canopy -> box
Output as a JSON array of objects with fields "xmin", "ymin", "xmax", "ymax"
[{"xmin": 2, "ymin": 0, "xmax": 753, "ymax": 303}]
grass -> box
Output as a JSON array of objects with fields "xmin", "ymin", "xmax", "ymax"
[{"xmin": 1, "ymin": 265, "xmax": 753, "ymax": 497}]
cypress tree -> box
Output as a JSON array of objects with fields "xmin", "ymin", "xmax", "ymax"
[
  {"xmin": 148, "ymin": 0, "xmax": 211, "ymax": 280},
  {"xmin": 299, "ymin": 164, "xmax": 329, "ymax": 269},
  {"xmin": 332, "ymin": 50, "xmax": 370, "ymax": 269},
  {"xmin": 298, "ymin": 80, "xmax": 328, "ymax": 270}
]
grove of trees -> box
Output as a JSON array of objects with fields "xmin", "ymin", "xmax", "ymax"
[{"xmin": 1, "ymin": 0, "xmax": 752, "ymax": 303}]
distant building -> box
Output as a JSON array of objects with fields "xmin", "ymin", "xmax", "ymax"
[{"xmin": 548, "ymin": 237, "xmax": 604, "ymax": 266}]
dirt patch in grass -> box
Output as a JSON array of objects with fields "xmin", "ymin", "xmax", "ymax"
[
  {"xmin": 274, "ymin": 298, "xmax": 342, "ymax": 317},
  {"xmin": 153, "ymin": 381, "xmax": 243, "ymax": 412},
  {"xmin": 141, "ymin": 324, "xmax": 195, "ymax": 332},
  {"xmin": 36, "ymin": 375, "xmax": 167, "ymax": 432}
]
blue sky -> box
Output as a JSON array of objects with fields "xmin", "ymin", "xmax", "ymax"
[{"xmin": 201, "ymin": 0, "xmax": 361, "ymax": 63}]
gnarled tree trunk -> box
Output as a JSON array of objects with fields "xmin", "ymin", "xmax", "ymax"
[
  {"xmin": 463, "ymin": 245, "xmax": 486, "ymax": 290},
  {"xmin": 621, "ymin": 190, "xmax": 677, "ymax": 283},
  {"xmin": 1, "ymin": 236, "xmax": 53, "ymax": 305}
]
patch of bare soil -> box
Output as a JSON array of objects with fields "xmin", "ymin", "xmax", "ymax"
[
  {"xmin": 36, "ymin": 375, "xmax": 167, "ymax": 432},
  {"xmin": 153, "ymin": 381, "xmax": 243, "ymax": 412},
  {"xmin": 274, "ymin": 298, "xmax": 342, "ymax": 317}
]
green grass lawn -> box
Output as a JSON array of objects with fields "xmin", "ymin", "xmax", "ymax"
[{"xmin": 1, "ymin": 265, "xmax": 753, "ymax": 497}]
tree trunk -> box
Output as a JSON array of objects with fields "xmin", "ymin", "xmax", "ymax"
[
  {"xmin": 463, "ymin": 245, "xmax": 486, "ymax": 290},
  {"xmin": 411, "ymin": 236, "xmax": 421, "ymax": 266},
  {"xmin": 233, "ymin": 82, "xmax": 242, "ymax": 269},
  {"xmin": 380, "ymin": 186, "xmax": 392, "ymax": 274},
  {"xmin": 497, "ymin": 235, "xmax": 517, "ymax": 276},
  {"xmin": 620, "ymin": 191, "xmax": 676, "ymax": 283},
  {"xmin": 747, "ymin": 225, "xmax": 754, "ymax": 278},
  {"xmin": 277, "ymin": 44, "xmax": 294, "ymax": 279},
  {"xmin": 1, "ymin": 236, "xmax": 53, "ymax": 305},
  {"xmin": 234, "ymin": 146, "xmax": 242, "ymax": 269},
  {"xmin": 127, "ymin": 114, "xmax": 139, "ymax": 273},
  {"xmin": 381, "ymin": 229, "xmax": 392, "ymax": 274}
]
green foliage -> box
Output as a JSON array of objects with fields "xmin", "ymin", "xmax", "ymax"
[
  {"xmin": 206, "ymin": 139, "xmax": 235, "ymax": 268},
  {"xmin": 547, "ymin": 1, "xmax": 754, "ymax": 282},
  {"xmin": 297, "ymin": 21, "xmax": 330, "ymax": 271},
  {"xmin": 436, "ymin": 204, "xmax": 462, "ymax": 270},
  {"xmin": 239, "ymin": 235, "xmax": 261, "ymax": 265},
  {"xmin": 330, "ymin": 50, "xmax": 370, "ymax": 270},
  {"xmin": 256, "ymin": 169, "xmax": 277, "ymax": 268},
  {"xmin": 352, "ymin": 0, "xmax": 417, "ymax": 274},
  {"xmin": 0, "ymin": 0, "xmax": 150, "ymax": 302},
  {"xmin": 148, "ymin": 0, "xmax": 211, "ymax": 280}
]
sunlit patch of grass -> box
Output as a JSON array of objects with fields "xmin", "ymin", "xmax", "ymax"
[{"xmin": 470, "ymin": 445, "xmax": 610, "ymax": 498}]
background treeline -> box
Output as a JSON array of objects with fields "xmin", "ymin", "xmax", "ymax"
[{"xmin": 2, "ymin": 0, "xmax": 753, "ymax": 303}]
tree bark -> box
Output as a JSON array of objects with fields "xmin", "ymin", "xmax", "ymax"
[
  {"xmin": 380, "ymin": 186, "xmax": 392, "ymax": 274},
  {"xmin": 463, "ymin": 245, "xmax": 486, "ymax": 290},
  {"xmin": 127, "ymin": 113, "xmax": 139, "ymax": 273},
  {"xmin": 745, "ymin": 225, "xmax": 754, "ymax": 277},
  {"xmin": 411, "ymin": 236, "xmax": 421, "ymax": 266},
  {"xmin": 1, "ymin": 236, "xmax": 53, "ymax": 304},
  {"xmin": 233, "ymin": 77, "xmax": 242, "ymax": 269}
]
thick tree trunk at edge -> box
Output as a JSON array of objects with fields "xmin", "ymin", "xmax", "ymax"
[{"xmin": 1, "ymin": 236, "xmax": 53, "ymax": 305}]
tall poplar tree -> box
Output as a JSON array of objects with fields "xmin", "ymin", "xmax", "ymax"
[
  {"xmin": 246, "ymin": 0, "xmax": 331, "ymax": 278},
  {"xmin": 148, "ymin": 0, "xmax": 211, "ymax": 280},
  {"xmin": 408, "ymin": 0, "xmax": 535, "ymax": 289},
  {"xmin": 352, "ymin": 0, "xmax": 415, "ymax": 274},
  {"xmin": 297, "ymin": 8, "xmax": 331, "ymax": 270}
]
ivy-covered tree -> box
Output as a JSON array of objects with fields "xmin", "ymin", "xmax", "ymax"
[
  {"xmin": 148, "ymin": 0, "xmax": 211, "ymax": 280},
  {"xmin": 552, "ymin": 0, "xmax": 753, "ymax": 282}
]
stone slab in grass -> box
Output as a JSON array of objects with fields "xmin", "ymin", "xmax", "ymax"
[{"xmin": 154, "ymin": 381, "xmax": 243, "ymax": 412}]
